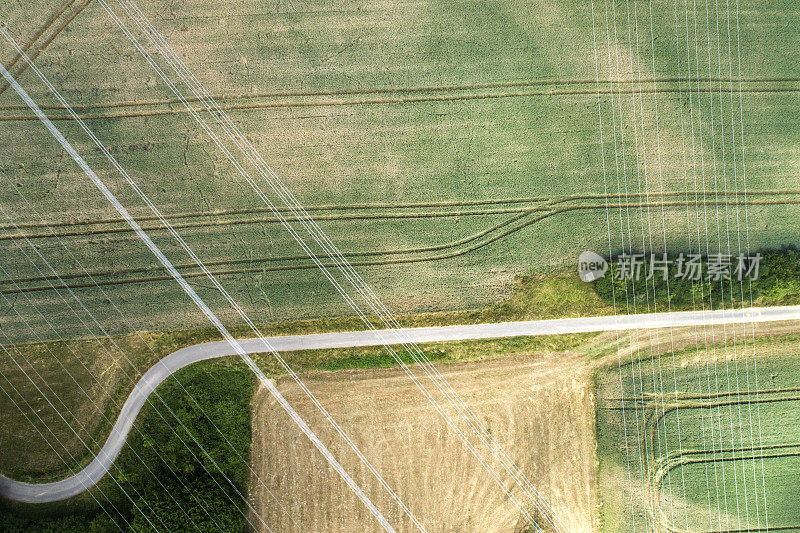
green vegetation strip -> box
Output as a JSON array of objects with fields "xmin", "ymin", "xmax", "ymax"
[{"xmin": 594, "ymin": 248, "xmax": 800, "ymax": 311}]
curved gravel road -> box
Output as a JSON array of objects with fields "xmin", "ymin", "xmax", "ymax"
[{"xmin": 2, "ymin": 304, "xmax": 799, "ymax": 503}]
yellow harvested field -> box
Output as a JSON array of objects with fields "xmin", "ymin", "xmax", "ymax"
[{"xmin": 249, "ymin": 351, "xmax": 598, "ymax": 532}]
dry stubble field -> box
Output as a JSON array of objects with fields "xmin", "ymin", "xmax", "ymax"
[{"xmin": 249, "ymin": 350, "xmax": 599, "ymax": 532}]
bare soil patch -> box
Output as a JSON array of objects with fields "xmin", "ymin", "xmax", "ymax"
[{"xmin": 249, "ymin": 351, "xmax": 599, "ymax": 532}]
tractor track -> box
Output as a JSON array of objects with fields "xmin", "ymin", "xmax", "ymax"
[
  {"xmin": 1, "ymin": 75, "xmax": 796, "ymax": 110},
  {"xmin": 1, "ymin": 79, "xmax": 798, "ymax": 121},
  {"xmin": 0, "ymin": 0, "xmax": 93, "ymax": 98},
  {"xmin": 2, "ymin": 195, "xmax": 797, "ymax": 294},
  {"xmin": 3, "ymin": 189, "xmax": 796, "ymax": 240}
]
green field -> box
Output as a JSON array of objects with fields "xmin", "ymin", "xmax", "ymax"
[
  {"xmin": 0, "ymin": 0, "xmax": 798, "ymax": 341},
  {"xmin": 596, "ymin": 334, "xmax": 800, "ymax": 532}
]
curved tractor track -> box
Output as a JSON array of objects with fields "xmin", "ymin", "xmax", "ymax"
[
  {"xmin": 2, "ymin": 190, "xmax": 799, "ymax": 295},
  {"xmin": 620, "ymin": 386, "xmax": 800, "ymax": 533}
]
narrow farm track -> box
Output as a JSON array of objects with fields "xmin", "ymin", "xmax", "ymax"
[
  {"xmin": 2, "ymin": 192, "xmax": 799, "ymax": 294},
  {"xmin": 2, "ymin": 305, "xmax": 798, "ymax": 504},
  {"xmin": 0, "ymin": 75, "xmax": 796, "ymax": 120},
  {"xmin": 1, "ymin": 76, "xmax": 795, "ymax": 111},
  {"xmin": 1, "ymin": 82, "xmax": 797, "ymax": 121}
]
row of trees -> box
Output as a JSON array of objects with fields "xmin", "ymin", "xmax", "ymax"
[{"xmin": 593, "ymin": 247, "xmax": 800, "ymax": 310}]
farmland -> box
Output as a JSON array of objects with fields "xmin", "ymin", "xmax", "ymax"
[
  {"xmin": 0, "ymin": 269, "xmax": 599, "ymax": 485},
  {"xmin": 1, "ymin": 0, "xmax": 800, "ymax": 531},
  {"xmin": 596, "ymin": 327, "xmax": 800, "ymax": 532},
  {"xmin": 3, "ymin": 269, "xmax": 800, "ymax": 530},
  {"xmin": 248, "ymin": 346, "xmax": 599, "ymax": 532},
  {"xmin": 0, "ymin": 0, "xmax": 798, "ymax": 341}
]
